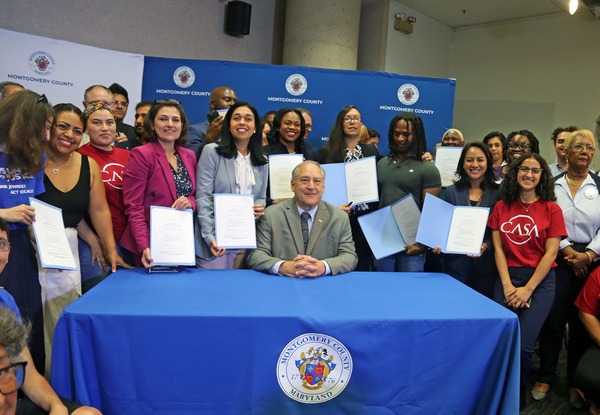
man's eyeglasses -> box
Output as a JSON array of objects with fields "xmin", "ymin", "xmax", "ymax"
[
  {"xmin": 507, "ymin": 142, "xmax": 531, "ymax": 149},
  {"xmin": 0, "ymin": 361, "xmax": 27, "ymax": 396},
  {"xmin": 114, "ymin": 100, "xmax": 129, "ymax": 107},
  {"xmin": 37, "ymin": 94, "xmax": 48, "ymax": 104},
  {"xmin": 0, "ymin": 239, "xmax": 10, "ymax": 252},
  {"xmin": 569, "ymin": 144, "xmax": 595, "ymax": 153},
  {"xmin": 343, "ymin": 116, "xmax": 361, "ymax": 123},
  {"xmin": 518, "ymin": 166, "xmax": 542, "ymax": 175}
]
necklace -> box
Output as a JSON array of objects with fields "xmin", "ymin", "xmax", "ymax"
[
  {"xmin": 468, "ymin": 187, "xmax": 484, "ymax": 207},
  {"xmin": 49, "ymin": 153, "xmax": 73, "ymax": 175},
  {"xmin": 565, "ymin": 174, "xmax": 585, "ymax": 192},
  {"xmin": 518, "ymin": 199, "xmax": 538, "ymax": 212}
]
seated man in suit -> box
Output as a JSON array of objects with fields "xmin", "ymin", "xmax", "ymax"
[{"xmin": 247, "ymin": 160, "xmax": 357, "ymax": 277}]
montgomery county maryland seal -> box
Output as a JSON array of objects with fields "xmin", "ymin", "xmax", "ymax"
[
  {"xmin": 277, "ymin": 333, "xmax": 352, "ymax": 404},
  {"xmin": 173, "ymin": 66, "xmax": 195, "ymax": 88},
  {"xmin": 397, "ymin": 83, "xmax": 419, "ymax": 105},
  {"xmin": 285, "ymin": 73, "xmax": 308, "ymax": 96}
]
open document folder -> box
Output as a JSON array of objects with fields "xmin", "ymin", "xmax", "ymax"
[
  {"xmin": 322, "ymin": 156, "xmax": 378, "ymax": 206},
  {"xmin": 416, "ymin": 193, "xmax": 490, "ymax": 255},
  {"xmin": 357, "ymin": 194, "xmax": 420, "ymax": 260},
  {"xmin": 30, "ymin": 198, "xmax": 77, "ymax": 270}
]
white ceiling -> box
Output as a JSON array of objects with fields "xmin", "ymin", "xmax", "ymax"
[{"xmin": 394, "ymin": 0, "xmax": 590, "ymax": 28}]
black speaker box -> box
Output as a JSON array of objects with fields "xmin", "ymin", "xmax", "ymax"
[{"xmin": 225, "ymin": 1, "xmax": 252, "ymax": 36}]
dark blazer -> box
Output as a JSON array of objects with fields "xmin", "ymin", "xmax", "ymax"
[
  {"xmin": 442, "ymin": 183, "xmax": 501, "ymax": 275},
  {"xmin": 121, "ymin": 141, "xmax": 197, "ymax": 254},
  {"xmin": 318, "ymin": 143, "xmax": 381, "ymax": 164},
  {"xmin": 246, "ymin": 198, "xmax": 358, "ymax": 275}
]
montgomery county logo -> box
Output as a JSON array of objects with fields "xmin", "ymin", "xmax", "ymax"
[
  {"xmin": 28, "ymin": 51, "xmax": 55, "ymax": 76},
  {"xmin": 277, "ymin": 333, "xmax": 352, "ymax": 404},
  {"xmin": 285, "ymin": 74, "xmax": 308, "ymax": 96},
  {"xmin": 397, "ymin": 83, "xmax": 419, "ymax": 105},
  {"xmin": 173, "ymin": 66, "xmax": 195, "ymax": 88}
]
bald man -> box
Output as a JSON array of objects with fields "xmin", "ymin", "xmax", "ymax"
[{"xmin": 186, "ymin": 86, "xmax": 238, "ymax": 160}]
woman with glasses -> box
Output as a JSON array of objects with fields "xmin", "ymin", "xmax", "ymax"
[
  {"xmin": 319, "ymin": 105, "xmax": 380, "ymax": 271},
  {"xmin": 489, "ymin": 153, "xmax": 566, "ymax": 409},
  {"xmin": 0, "ymin": 91, "xmax": 54, "ymax": 375},
  {"xmin": 122, "ymin": 100, "xmax": 196, "ymax": 268},
  {"xmin": 502, "ymin": 129, "xmax": 540, "ymax": 176},
  {"xmin": 195, "ymin": 101, "xmax": 268, "ymax": 269},
  {"xmin": 482, "ymin": 131, "xmax": 506, "ymax": 180},
  {"xmin": 532, "ymin": 129, "xmax": 600, "ymax": 408}
]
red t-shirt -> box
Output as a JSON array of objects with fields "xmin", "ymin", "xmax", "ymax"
[
  {"xmin": 576, "ymin": 268, "xmax": 600, "ymax": 317},
  {"xmin": 78, "ymin": 144, "xmax": 130, "ymax": 242},
  {"xmin": 488, "ymin": 199, "xmax": 567, "ymax": 269}
]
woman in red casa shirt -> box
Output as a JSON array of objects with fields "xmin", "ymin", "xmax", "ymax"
[{"xmin": 488, "ymin": 152, "xmax": 567, "ymax": 410}]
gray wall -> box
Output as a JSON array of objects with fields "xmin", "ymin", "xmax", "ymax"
[{"xmin": 0, "ymin": 0, "xmax": 278, "ymax": 63}]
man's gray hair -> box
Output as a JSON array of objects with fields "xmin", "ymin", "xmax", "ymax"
[
  {"xmin": 291, "ymin": 160, "xmax": 326, "ymax": 182},
  {"xmin": 0, "ymin": 307, "xmax": 30, "ymax": 361}
]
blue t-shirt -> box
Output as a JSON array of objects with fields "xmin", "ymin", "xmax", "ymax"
[
  {"xmin": 0, "ymin": 151, "xmax": 45, "ymax": 231},
  {"xmin": 0, "ymin": 289, "xmax": 21, "ymax": 317}
]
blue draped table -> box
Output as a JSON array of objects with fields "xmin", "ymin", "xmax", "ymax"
[{"xmin": 51, "ymin": 269, "xmax": 519, "ymax": 414}]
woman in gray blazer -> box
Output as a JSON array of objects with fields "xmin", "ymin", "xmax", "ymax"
[{"xmin": 195, "ymin": 101, "xmax": 268, "ymax": 269}]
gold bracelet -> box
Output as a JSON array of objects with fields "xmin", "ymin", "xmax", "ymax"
[{"xmin": 585, "ymin": 251, "xmax": 593, "ymax": 264}]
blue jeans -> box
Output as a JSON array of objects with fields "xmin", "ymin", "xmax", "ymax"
[
  {"xmin": 494, "ymin": 266, "xmax": 555, "ymax": 392},
  {"xmin": 78, "ymin": 238, "xmax": 133, "ymax": 282},
  {"xmin": 374, "ymin": 252, "xmax": 424, "ymax": 272}
]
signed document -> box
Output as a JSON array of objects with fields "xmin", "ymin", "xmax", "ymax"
[
  {"xmin": 357, "ymin": 194, "xmax": 420, "ymax": 259},
  {"xmin": 214, "ymin": 194, "xmax": 256, "ymax": 249},
  {"xmin": 322, "ymin": 157, "xmax": 378, "ymax": 206},
  {"xmin": 269, "ymin": 154, "xmax": 304, "ymax": 199},
  {"xmin": 416, "ymin": 193, "xmax": 489, "ymax": 255},
  {"xmin": 434, "ymin": 147, "xmax": 462, "ymax": 187},
  {"xmin": 150, "ymin": 206, "xmax": 195, "ymax": 266},
  {"xmin": 29, "ymin": 198, "xmax": 76, "ymax": 270}
]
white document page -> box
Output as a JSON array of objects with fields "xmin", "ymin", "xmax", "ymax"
[
  {"xmin": 390, "ymin": 194, "xmax": 421, "ymax": 246},
  {"xmin": 150, "ymin": 206, "xmax": 195, "ymax": 266},
  {"xmin": 345, "ymin": 156, "xmax": 379, "ymax": 205},
  {"xmin": 268, "ymin": 154, "xmax": 304, "ymax": 199},
  {"xmin": 446, "ymin": 207, "xmax": 489, "ymax": 255},
  {"xmin": 434, "ymin": 147, "xmax": 462, "ymax": 187},
  {"xmin": 214, "ymin": 194, "xmax": 256, "ymax": 249},
  {"xmin": 29, "ymin": 198, "xmax": 76, "ymax": 270}
]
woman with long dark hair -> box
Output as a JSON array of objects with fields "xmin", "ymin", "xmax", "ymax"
[
  {"xmin": 195, "ymin": 101, "xmax": 268, "ymax": 269},
  {"xmin": 489, "ymin": 153, "xmax": 567, "ymax": 409},
  {"xmin": 0, "ymin": 90, "xmax": 54, "ymax": 373},
  {"xmin": 319, "ymin": 105, "xmax": 380, "ymax": 271},
  {"xmin": 439, "ymin": 142, "xmax": 501, "ymax": 298}
]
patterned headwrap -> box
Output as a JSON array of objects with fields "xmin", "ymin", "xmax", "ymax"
[{"xmin": 83, "ymin": 102, "xmax": 115, "ymax": 126}]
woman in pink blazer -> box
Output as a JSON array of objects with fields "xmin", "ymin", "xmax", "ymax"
[{"xmin": 122, "ymin": 100, "xmax": 196, "ymax": 267}]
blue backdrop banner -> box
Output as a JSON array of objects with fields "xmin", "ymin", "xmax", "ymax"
[{"xmin": 142, "ymin": 57, "xmax": 456, "ymax": 153}]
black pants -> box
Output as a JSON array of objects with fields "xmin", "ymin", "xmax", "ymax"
[{"xmin": 536, "ymin": 245, "xmax": 597, "ymax": 386}]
